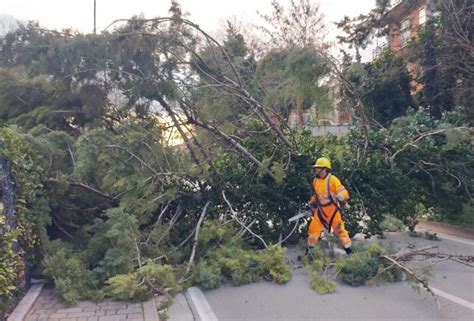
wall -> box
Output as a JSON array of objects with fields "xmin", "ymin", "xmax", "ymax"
[{"xmin": 311, "ymin": 125, "xmax": 353, "ymax": 137}]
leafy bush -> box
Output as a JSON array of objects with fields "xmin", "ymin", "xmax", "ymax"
[
  {"xmin": 105, "ymin": 273, "xmax": 148, "ymax": 301},
  {"xmin": 195, "ymin": 243, "xmax": 291, "ymax": 287},
  {"xmin": 1, "ymin": 24, "xmax": 472, "ymax": 307},
  {"xmin": 309, "ymin": 272, "xmax": 336, "ymax": 294},
  {"xmin": 192, "ymin": 262, "xmax": 223, "ymax": 290},
  {"xmin": 380, "ymin": 215, "xmax": 404, "ymax": 232},
  {"xmin": 92, "ymin": 208, "xmax": 140, "ymax": 281},
  {"xmin": 0, "ymin": 128, "xmax": 49, "ymax": 314},
  {"xmin": 43, "ymin": 241, "xmax": 98, "ymax": 304},
  {"xmin": 0, "ymin": 216, "xmax": 22, "ymax": 312},
  {"xmin": 302, "ymin": 245, "xmax": 335, "ymax": 294},
  {"xmin": 335, "ymin": 244, "xmax": 402, "ymax": 286},
  {"xmin": 460, "ymin": 202, "xmax": 474, "ymax": 228},
  {"xmin": 106, "ymin": 263, "xmax": 180, "ymax": 301},
  {"xmin": 253, "ymin": 245, "xmax": 292, "ymax": 284}
]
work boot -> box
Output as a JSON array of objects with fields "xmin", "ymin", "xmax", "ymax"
[
  {"xmin": 298, "ymin": 246, "xmax": 314, "ymax": 261},
  {"xmin": 344, "ymin": 247, "xmax": 352, "ymax": 255},
  {"xmin": 306, "ymin": 246, "xmax": 316, "ymax": 261}
]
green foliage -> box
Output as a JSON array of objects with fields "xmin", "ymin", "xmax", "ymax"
[
  {"xmin": 408, "ymin": 1, "xmax": 473, "ymax": 123},
  {"xmin": 42, "ymin": 205, "xmax": 183, "ymax": 303},
  {"xmin": 194, "ymin": 222, "xmax": 292, "ymax": 289},
  {"xmin": 0, "ymin": 216, "xmax": 22, "ymax": 312},
  {"xmin": 0, "ymin": 68, "xmax": 54, "ymax": 124},
  {"xmin": 195, "ymin": 244, "xmax": 291, "ymax": 287},
  {"xmin": 191, "ymin": 261, "xmax": 223, "ymax": 290},
  {"xmin": 92, "ymin": 208, "xmax": 140, "ymax": 280},
  {"xmin": 106, "ymin": 263, "xmax": 180, "ymax": 301},
  {"xmin": 309, "ymin": 272, "xmax": 337, "ymax": 294},
  {"xmin": 380, "ymin": 215, "xmax": 404, "ymax": 232},
  {"xmin": 255, "ymin": 245, "xmax": 291, "ymax": 284},
  {"xmin": 335, "ymin": 244, "xmax": 402, "ymax": 286},
  {"xmin": 345, "ymin": 52, "xmax": 413, "ymax": 126},
  {"xmin": 43, "ymin": 241, "xmax": 98, "ymax": 304},
  {"xmin": 157, "ymin": 294, "xmax": 174, "ymax": 321},
  {"xmin": 335, "ymin": 0, "xmax": 391, "ymax": 53},
  {"xmin": 337, "ymin": 253, "xmax": 378, "ymax": 286},
  {"xmin": 0, "ymin": 127, "xmax": 49, "ymax": 314},
  {"xmin": 460, "ymin": 202, "xmax": 474, "ymax": 228},
  {"xmin": 197, "ymin": 221, "xmax": 236, "ymax": 254},
  {"xmin": 270, "ymin": 162, "xmax": 286, "ymax": 184},
  {"xmin": 257, "ymin": 0, "xmax": 326, "ymax": 49},
  {"xmin": 301, "ymin": 245, "xmax": 335, "ymax": 294},
  {"xmin": 339, "ymin": 0, "xmax": 472, "ymax": 124},
  {"xmin": 0, "ymin": 5, "xmax": 471, "ymax": 307},
  {"xmin": 104, "ymin": 273, "xmax": 149, "ymax": 302},
  {"xmin": 0, "ymin": 128, "xmax": 49, "ymax": 241},
  {"xmin": 255, "ymin": 48, "xmax": 331, "ymax": 119},
  {"xmin": 302, "ymin": 243, "xmax": 404, "ymax": 293}
]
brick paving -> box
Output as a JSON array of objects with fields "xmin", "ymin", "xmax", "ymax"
[{"xmin": 26, "ymin": 288, "xmax": 145, "ymax": 321}]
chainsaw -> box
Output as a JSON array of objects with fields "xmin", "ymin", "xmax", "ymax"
[{"xmin": 288, "ymin": 209, "xmax": 312, "ymax": 222}]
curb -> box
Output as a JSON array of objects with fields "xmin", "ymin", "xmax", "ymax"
[
  {"xmin": 417, "ymin": 220, "xmax": 474, "ymax": 240},
  {"xmin": 144, "ymin": 295, "xmax": 161, "ymax": 321},
  {"xmin": 7, "ymin": 283, "xmax": 44, "ymax": 321},
  {"xmin": 429, "ymin": 232, "xmax": 474, "ymax": 246},
  {"xmin": 185, "ymin": 287, "xmax": 218, "ymax": 321}
]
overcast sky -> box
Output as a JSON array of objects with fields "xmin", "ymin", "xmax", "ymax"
[
  {"xmin": 1, "ymin": 0, "xmax": 375, "ymax": 34},
  {"xmin": 1, "ymin": 0, "xmax": 377, "ymax": 60}
]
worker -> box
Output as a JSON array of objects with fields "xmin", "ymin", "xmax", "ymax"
[{"xmin": 307, "ymin": 157, "xmax": 352, "ymax": 254}]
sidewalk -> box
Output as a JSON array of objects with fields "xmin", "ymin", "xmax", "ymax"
[
  {"xmin": 22, "ymin": 287, "xmax": 158, "ymax": 321},
  {"xmin": 13, "ymin": 286, "xmax": 198, "ymax": 321}
]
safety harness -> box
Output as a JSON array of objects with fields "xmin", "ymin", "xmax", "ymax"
[{"xmin": 313, "ymin": 174, "xmax": 343, "ymax": 233}]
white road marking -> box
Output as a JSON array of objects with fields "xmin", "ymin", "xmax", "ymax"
[{"xmin": 432, "ymin": 287, "xmax": 474, "ymax": 311}]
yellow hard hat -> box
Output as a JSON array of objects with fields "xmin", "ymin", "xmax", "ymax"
[{"xmin": 312, "ymin": 157, "xmax": 331, "ymax": 169}]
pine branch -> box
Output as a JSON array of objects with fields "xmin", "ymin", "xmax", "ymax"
[
  {"xmin": 393, "ymin": 245, "xmax": 439, "ymax": 260},
  {"xmin": 222, "ymin": 191, "xmax": 268, "ymax": 249},
  {"xmin": 182, "ymin": 201, "xmax": 211, "ymax": 279},
  {"xmin": 380, "ymin": 254, "xmax": 441, "ymax": 309},
  {"xmin": 48, "ymin": 178, "xmax": 115, "ymax": 201}
]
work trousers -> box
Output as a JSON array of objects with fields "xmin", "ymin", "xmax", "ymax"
[{"xmin": 307, "ymin": 207, "xmax": 351, "ymax": 249}]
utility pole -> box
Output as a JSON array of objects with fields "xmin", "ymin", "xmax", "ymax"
[{"xmin": 93, "ymin": 0, "xmax": 97, "ymax": 34}]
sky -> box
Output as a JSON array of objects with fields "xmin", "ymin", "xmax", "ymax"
[
  {"xmin": 0, "ymin": 0, "xmax": 375, "ymax": 34},
  {"xmin": 0, "ymin": 0, "xmax": 377, "ymax": 60}
]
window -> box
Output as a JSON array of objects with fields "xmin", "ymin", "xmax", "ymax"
[
  {"xmin": 419, "ymin": 6, "xmax": 427, "ymax": 25},
  {"xmin": 401, "ymin": 18, "xmax": 411, "ymax": 45},
  {"xmin": 392, "ymin": 0, "xmax": 402, "ymax": 6}
]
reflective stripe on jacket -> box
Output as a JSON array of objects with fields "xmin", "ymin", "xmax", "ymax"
[{"xmin": 310, "ymin": 174, "xmax": 349, "ymax": 216}]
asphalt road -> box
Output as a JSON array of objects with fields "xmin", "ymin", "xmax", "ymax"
[{"xmin": 202, "ymin": 232, "xmax": 474, "ymax": 321}]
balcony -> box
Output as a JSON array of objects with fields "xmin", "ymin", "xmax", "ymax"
[
  {"xmin": 372, "ymin": 42, "xmax": 388, "ymax": 60},
  {"xmin": 390, "ymin": 0, "xmax": 403, "ymax": 8}
]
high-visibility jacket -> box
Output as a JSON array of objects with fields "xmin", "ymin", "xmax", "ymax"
[
  {"xmin": 310, "ymin": 174, "xmax": 349, "ymax": 208},
  {"xmin": 307, "ymin": 174, "xmax": 351, "ymax": 248}
]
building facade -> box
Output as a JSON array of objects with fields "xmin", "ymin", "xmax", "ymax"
[{"xmin": 374, "ymin": 0, "xmax": 430, "ymax": 59}]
